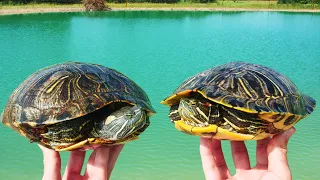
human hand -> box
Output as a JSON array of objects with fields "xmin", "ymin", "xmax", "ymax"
[
  {"xmin": 200, "ymin": 127, "xmax": 296, "ymax": 180},
  {"xmin": 39, "ymin": 144, "xmax": 124, "ymax": 180}
]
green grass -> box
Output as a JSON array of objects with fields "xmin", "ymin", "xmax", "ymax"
[
  {"xmin": 0, "ymin": 1, "xmax": 319, "ymax": 10},
  {"xmin": 0, "ymin": 3, "xmax": 83, "ymax": 9},
  {"xmin": 110, "ymin": 2, "xmax": 320, "ymax": 9}
]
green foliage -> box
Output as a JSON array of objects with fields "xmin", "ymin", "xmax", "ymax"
[
  {"xmin": 278, "ymin": 0, "xmax": 319, "ymax": 4},
  {"xmin": 193, "ymin": 0, "xmax": 216, "ymax": 3},
  {"xmin": 37, "ymin": 0, "xmax": 81, "ymax": 3},
  {"xmin": 0, "ymin": 0, "xmax": 80, "ymax": 4},
  {"xmin": 1, "ymin": 0, "xmax": 33, "ymax": 4},
  {"xmin": 150, "ymin": 0, "xmax": 180, "ymax": 3},
  {"xmin": 199, "ymin": 0, "xmax": 216, "ymax": 3},
  {"xmin": 105, "ymin": 0, "xmax": 180, "ymax": 3}
]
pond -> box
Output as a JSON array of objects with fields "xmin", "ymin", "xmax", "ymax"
[{"xmin": 0, "ymin": 11, "xmax": 319, "ymax": 179}]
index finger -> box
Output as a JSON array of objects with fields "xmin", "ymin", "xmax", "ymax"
[
  {"xmin": 200, "ymin": 138, "xmax": 231, "ymax": 180},
  {"xmin": 230, "ymin": 141, "xmax": 250, "ymax": 172},
  {"xmin": 107, "ymin": 144, "xmax": 124, "ymax": 179},
  {"xmin": 63, "ymin": 150, "xmax": 86, "ymax": 180},
  {"xmin": 84, "ymin": 146, "xmax": 110, "ymax": 180},
  {"xmin": 38, "ymin": 144, "xmax": 62, "ymax": 180}
]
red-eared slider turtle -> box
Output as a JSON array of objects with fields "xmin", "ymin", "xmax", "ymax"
[
  {"xmin": 1, "ymin": 62, "xmax": 156, "ymax": 151},
  {"xmin": 161, "ymin": 61, "xmax": 316, "ymax": 140}
]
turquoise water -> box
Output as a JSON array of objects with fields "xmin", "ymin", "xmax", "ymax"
[{"xmin": 0, "ymin": 11, "xmax": 319, "ymax": 179}]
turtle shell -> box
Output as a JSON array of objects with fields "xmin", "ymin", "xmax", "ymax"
[
  {"xmin": 2, "ymin": 62, "xmax": 156, "ymax": 149},
  {"xmin": 162, "ymin": 61, "xmax": 316, "ymax": 140}
]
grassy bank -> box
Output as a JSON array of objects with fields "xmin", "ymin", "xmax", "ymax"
[
  {"xmin": 0, "ymin": 1, "xmax": 319, "ymax": 15},
  {"xmin": 111, "ymin": 2, "xmax": 320, "ymax": 10}
]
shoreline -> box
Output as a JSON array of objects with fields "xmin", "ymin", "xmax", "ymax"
[{"xmin": 1, "ymin": 7, "xmax": 320, "ymax": 15}]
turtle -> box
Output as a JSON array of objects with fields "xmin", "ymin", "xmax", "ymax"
[
  {"xmin": 1, "ymin": 62, "xmax": 156, "ymax": 151},
  {"xmin": 161, "ymin": 61, "xmax": 316, "ymax": 140}
]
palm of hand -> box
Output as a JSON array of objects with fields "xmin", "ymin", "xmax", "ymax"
[
  {"xmin": 200, "ymin": 128, "xmax": 295, "ymax": 180},
  {"xmin": 231, "ymin": 167, "xmax": 283, "ymax": 180}
]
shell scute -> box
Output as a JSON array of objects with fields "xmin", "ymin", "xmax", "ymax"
[
  {"xmin": 161, "ymin": 61, "xmax": 316, "ymax": 140},
  {"xmin": 2, "ymin": 62, "xmax": 155, "ymax": 127},
  {"xmin": 163, "ymin": 61, "xmax": 315, "ymax": 117}
]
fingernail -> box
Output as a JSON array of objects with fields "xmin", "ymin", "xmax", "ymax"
[{"xmin": 285, "ymin": 127, "xmax": 296, "ymax": 139}]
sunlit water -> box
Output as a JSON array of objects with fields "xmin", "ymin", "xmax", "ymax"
[{"xmin": 0, "ymin": 11, "xmax": 319, "ymax": 180}]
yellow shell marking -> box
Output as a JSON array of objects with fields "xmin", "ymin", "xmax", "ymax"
[
  {"xmin": 160, "ymin": 90, "xmax": 193, "ymax": 106},
  {"xmin": 196, "ymin": 91, "xmax": 258, "ymax": 113},
  {"xmin": 56, "ymin": 139, "xmax": 89, "ymax": 151},
  {"xmin": 18, "ymin": 129, "xmax": 28, "ymax": 138},
  {"xmin": 55, "ymin": 135, "xmax": 139, "ymax": 151},
  {"xmin": 46, "ymin": 76, "xmax": 69, "ymax": 94},
  {"xmin": 174, "ymin": 120, "xmax": 270, "ymax": 140},
  {"xmin": 258, "ymin": 113, "xmax": 278, "ymax": 122},
  {"xmin": 238, "ymin": 78, "xmax": 253, "ymax": 98}
]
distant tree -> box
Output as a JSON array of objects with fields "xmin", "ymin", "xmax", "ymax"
[{"xmin": 83, "ymin": 0, "xmax": 111, "ymax": 11}]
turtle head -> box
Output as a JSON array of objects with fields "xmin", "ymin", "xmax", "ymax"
[
  {"xmin": 178, "ymin": 97, "xmax": 211, "ymax": 126},
  {"xmin": 94, "ymin": 105, "xmax": 148, "ymax": 141}
]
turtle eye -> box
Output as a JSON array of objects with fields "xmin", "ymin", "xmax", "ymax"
[
  {"xmin": 191, "ymin": 101, "xmax": 197, "ymax": 106},
  {"xmin": 125, "ymin": 113, "xmax": 134, "ymax": 119}
]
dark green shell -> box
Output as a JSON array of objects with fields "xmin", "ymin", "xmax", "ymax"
[
  {"xmin": 2, "ymin": 62, "xmax": 156, "ymax": 127},
  {"xmin": 164, "ymin": 61, "xmax": 315, "ymax": 117}
]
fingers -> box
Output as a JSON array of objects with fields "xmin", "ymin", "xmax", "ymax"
[
  {"xmin": 38, "ymin": 144, "xmax": 62, "ymax": 180},
  {"xmin": 107, "ymin": 144, "xmax": 124, "ymax": 179},
  {"xmin": 255, "ymin": 137, "xmax": 270, "ymax": 168},
  {"xmin": 268, "ymin": 127, "xmax": 295, "ymax": 180},
  {"xmin": 230, "ymin": 141, "xmax": 250, "ymax": 172},
  {"xmin": 84, "ymin": 146, "xmax": 110, "ymax": 180},
  {"xmin": 63, "ymin": 151, "xmax": 86, "ymax": 180},
  {"xmin": 200, "ymin": 138, "xmax": 231, "ymax": 180}
]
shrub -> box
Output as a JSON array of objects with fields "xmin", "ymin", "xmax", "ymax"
[{"xmin": 83, "ymin": 0, "xmax": 111, "ymax": 11}]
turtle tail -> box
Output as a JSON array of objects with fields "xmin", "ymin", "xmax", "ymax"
[{"xmin": 302, "ymin": 94, "xmax": 316, "ymax": 116}]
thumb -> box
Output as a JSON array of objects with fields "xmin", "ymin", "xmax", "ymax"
[
  {"xmin": 267, "ymin": 127, "xmax": 296, "ymax": 180},
  {"xmin": 270, "ymin": 127, "xmax": 296, "ymax": 150}
]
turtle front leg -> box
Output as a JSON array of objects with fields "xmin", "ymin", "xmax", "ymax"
[
  {"xmin": 168, "ymin": 105, "xmax": 180, "ymax": 122},
  {"xmin": 40, "ymin": 117, "xmax": 92, "ymax": 148}
]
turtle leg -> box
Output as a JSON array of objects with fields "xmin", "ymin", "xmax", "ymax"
[
  {"xmin": 168, "ymin": 105, "xmax": 180, "ymax": 122},
  {"xmin": 218, "ymin": 105, "xmax": 266, "ymax": 134},
  {"xmin": 40, "ymin": 117, "xmax": 93, "ymax": 148},
  {"xmin": 60, "ymin": 120, "xmax": 151, "ymax": 151}
]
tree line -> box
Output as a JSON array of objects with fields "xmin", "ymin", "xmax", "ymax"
[
  {"xmin": 1, "ymin": 0, "xmax": 319, "ymax": 5},
  {"xmin": 278, "ymin": 0, "xmax": 319, "ymax": 3}
]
